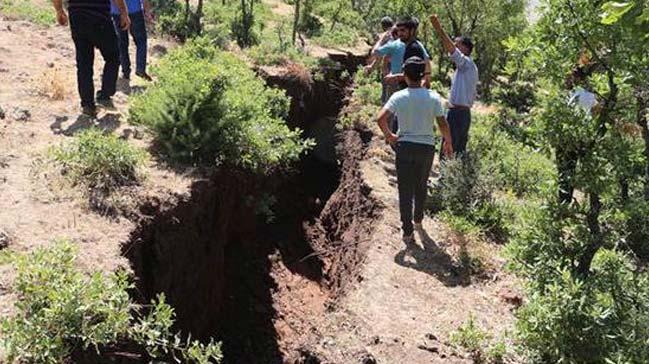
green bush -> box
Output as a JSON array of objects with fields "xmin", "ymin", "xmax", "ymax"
[
  {"xmin": 129, "ymin": 38, "xmax": 312, "ymax": 171},
  {"xmin": 1, "ymin": 242, "xmax": 222, "ymax": 364},
  {"xmin": 516, "ymin": 249, "xmax": 649, "ymax": 363},
  {"xmin": 311, "ymin": 26, "xmax": 360, "ymax": 48},
  {"xmin": 470, "ymin": 113, "xmax": 554, "ymax": 198},
  {"xmin": 451, "ymin": 314, "xmax": 488, "ymax": 353},
  {"xmin": 429, "ymin": 155, "xmax": 507, "ymax": 240},
  {"xmin": 51, "ymin": 128, "xmax": 146, "ymax": 191},
  {"xmin": 0, "ymin": 0, "xmax": 55, "ymax": 25}
]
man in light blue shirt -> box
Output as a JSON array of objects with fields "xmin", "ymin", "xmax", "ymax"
[
  {"xmin": 430, "ymin": 14, "xmax": 479, "ymax": 156},
  {"xmin": 111, "ymin": 0, "xmax": 153, "ymax": 81},
  {"xmin": 376, "ymin": 56, "xmax": 453, "ymax": 242}
]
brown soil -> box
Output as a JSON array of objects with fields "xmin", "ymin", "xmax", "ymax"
[{"xmin": 0, "ymin": 14, "xmax": 520, "ymax": 364}]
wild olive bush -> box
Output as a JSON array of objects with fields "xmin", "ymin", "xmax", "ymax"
[
  {"xmin": 514, "ymin": 248, "xmax": 649, "ymax": 363},
  {"xmin": 1, "ymin": 242, "xmax": 222, "ymax": 364},
  {"xmin": 471, "ymin": 113, "xmax": 554, "ymax": 198},
  {"xmin": 129, "ymin": 38, "xmax": 312, "ymax": 171}
]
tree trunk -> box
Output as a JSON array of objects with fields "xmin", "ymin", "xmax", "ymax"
[
  {"xmin": 577, "ymin": 193, "xmax": 603, "ymax": 277},
  {"xmin": 292, "ymin": 0, "xmax": 300, "ymax": 45},
  {"xmin": 637, "ymin": 90, "xmax": 649, "ymax": 200}
]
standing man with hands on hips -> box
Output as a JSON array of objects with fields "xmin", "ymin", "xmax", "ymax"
[
  {"xmin": 376, "ymin": 56, "xmax": 453, "ymax": 243},
  {"xmin": 52, "ymin": 0, "xmax": 131, "ymax": 117},
  {"xmin": 430, "ymin": 14, "xmax": 478, "ymax": 157}
]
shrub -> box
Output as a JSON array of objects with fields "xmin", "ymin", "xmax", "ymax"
[
  {"xmin": 1, "ymin": 241, "xmax": 222, "ymax": 364},
  {"xmin": 311, "ymin": 26, "xmax": 360, "ymax": 48},
  {"xmin": 470, "ymin": 113, "xmax": 554, "ymax": 198},
  {"xmin": 516, "ymin": 250, "xmax": 649, "ymax": 363},
  {"xmin": 451, "ymin": 314, "xmax": 488, "ymax": 353},
  {"xmin": 429, "ymin": 155, "xmax": 507, "ymax": 240},
  {"xmin": 0, "ymin": 0, "xmax": 55, "ymax": 25},
  {"xmin": 129, "ymin": 38, "xmax": 312, "ymax": 171},
  {"xmin": 51, "ymin": 128, "xmax": 146, "ymax": 191}
]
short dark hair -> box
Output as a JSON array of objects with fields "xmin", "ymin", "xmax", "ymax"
[
  {"xmin": 380, "ymin": 16, "xmax": 394, "ymax": 30},
  {"xmin": 457, "ymin": 36, "xmax": 474, "ymax": 55},
  {"xmin": 402, "ymin": 56, "xmax": 426, "ymax": 82},
  {"xmin": 396, "ymin": 17, "xmax": 418, "ymax": 30}
]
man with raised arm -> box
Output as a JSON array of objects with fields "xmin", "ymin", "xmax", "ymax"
[
  {"xmin": 376, "ymin": 56, "xmax": 453, "ymax": 243},
  {"xmin": 430, "ymin": 14, "xmax": 478, "ymax": 156},
  {"xmin": 52, "ymin": 0, "xmax": 130, "ymax": 117}
]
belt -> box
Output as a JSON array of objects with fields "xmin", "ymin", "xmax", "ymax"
[{"xmin": 448, "ymin": 104, "xmax": 471, "ymax": 110}]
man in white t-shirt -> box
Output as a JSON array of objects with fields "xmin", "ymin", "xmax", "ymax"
[{"xmin": 375, "ymin": 56, "xmax": 454, "ymax": 243}]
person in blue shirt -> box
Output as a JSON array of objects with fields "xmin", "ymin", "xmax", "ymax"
[
  {"xmin": 367, "ymin": 17, "xmax": 432, "ymax": 135},
  {"xmin": 110, "ymin": 0, "xmax": 153, "ymax": 81},
  {"xmin": 376, "ymin": 56, "xmax": 453, "ymax": 243}
]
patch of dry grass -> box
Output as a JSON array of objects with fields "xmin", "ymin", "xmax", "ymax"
[{"xmin": 35, "ymin": 68, "xmax": 67, "ymax": 100}]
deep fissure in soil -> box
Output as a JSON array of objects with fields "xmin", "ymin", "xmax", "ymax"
[{"xmin": 122, "ymin": 58, "xmax": 380, "ymax": 363}]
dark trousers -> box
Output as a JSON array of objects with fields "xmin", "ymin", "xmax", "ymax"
[
  {"xmin": 111, "ymin": 11, "xmax": 148, "ymax": 76},
  {"xmin": 69, "ymin": 12, "xmax": 119, "ymax": 107},
  {"xmin": 396, "ymin": 142, "xmax": 435, "ymax": 235},
  {"xmin": 446, "ymin": 108, "xmax": 472, "ymax": 156}
]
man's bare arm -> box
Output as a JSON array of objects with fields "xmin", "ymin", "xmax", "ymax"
[
  {"xmin": 377, "ymin": 108, "xmax": 398, "ymax": 144},
  {"xmin": 430, "ymin": 14, "xmax": 456, "ymax": 55},
  {"xmin": 52, "ymin": 0, "xmax": 67, "ymax": 25},
  {"xmin": 436, "ymin": 115, "xmax": 454, "ymax": 156},
  {"xmin": 421, "ymin": 59, "xmax": 432, "ymax": 88}
]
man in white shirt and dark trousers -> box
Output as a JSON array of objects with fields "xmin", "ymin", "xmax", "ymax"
[
  {"xmin": 376, "ymin": 56, "xmax": 454, "ymax": 243},
  {"xmin": 430, "ymin": 14, "xmax": 478, "ymax": 157}
]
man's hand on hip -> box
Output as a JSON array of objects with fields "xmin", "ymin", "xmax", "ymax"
[
  {"xmin": 56, "ymin": 9, "xmax": 68, "ymax": 26},
  {"xmin": 120, "ymin": 13, "xmax": 131, "ymax": 30}
]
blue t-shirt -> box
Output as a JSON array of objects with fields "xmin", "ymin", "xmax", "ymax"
[
  {"xmin": 111, "ymin": 0, "xmax": 143, "ymax": 14},
  {"xmin": 385, "ymin": 88, "xmax": 445, "ymax": 146},
  {"xmin": 376, "ymin": 40, "xmax": 429, "ymax": 75}
]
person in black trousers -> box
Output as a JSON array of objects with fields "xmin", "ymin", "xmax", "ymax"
[{"xmin": 53, "ymin": 0, "xmax": 131, "ymax": 117}]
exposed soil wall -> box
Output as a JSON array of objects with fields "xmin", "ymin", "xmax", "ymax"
[{"xmin": 121, "ymin": 55, "xmax": 381, "ymax": 363}]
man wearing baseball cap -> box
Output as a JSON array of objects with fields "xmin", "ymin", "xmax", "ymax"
[{"xmin": 375, "ymin": 56, "xmax": 453, "ymax": 243}]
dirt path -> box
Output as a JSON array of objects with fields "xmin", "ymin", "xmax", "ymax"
[{"xmin": 280, "ymin": 122, "xmax": 521, "ymax": 363}]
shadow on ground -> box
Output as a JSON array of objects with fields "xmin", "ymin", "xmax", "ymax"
[{"xmin": 394, "ymin": 226, "xmax": 471, "ymax": 287}]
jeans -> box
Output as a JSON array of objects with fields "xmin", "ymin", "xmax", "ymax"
[
  {"xmin": 446, "ymin": 108, "xmax": 472, "ymax": 156},
  {"xmin": 396, "ymin": 142, "xmax": 435, "ymax": 236},
  {"xmin": 69, "ymin": 12, "xmax": 119, "ymax": 107},
  {"xmin": 112, "ymin": 11, "xmax": 148, "ymax": 76}
]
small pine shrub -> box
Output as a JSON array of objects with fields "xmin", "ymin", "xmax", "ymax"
[
  {"xmin": 51, "ymin": 128, "xmax": 146, "ymax": 191},
  {"xmin": 1, "ymin": 241, "xmax": 222, "ymax": 364},
  {"xmin": 451, "ymin": 314, "xmax": 489, "ymax": 354},
  {"xmin": 129, "ymin": 38, "xmax": 312, "ymax": 171}
]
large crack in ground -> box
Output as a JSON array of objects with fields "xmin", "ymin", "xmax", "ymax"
[{"xmin": 120, "ymin": 57, "xmax": 381, "ymax": 363}]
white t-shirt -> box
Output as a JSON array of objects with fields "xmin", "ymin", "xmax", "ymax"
[
  {"xmin": 568, "ymin": 87, "xmax": 597, "ymax": 113},
  {"xmin": 385, "ymin": 88, "xmax": 445, "ymax": 146}
]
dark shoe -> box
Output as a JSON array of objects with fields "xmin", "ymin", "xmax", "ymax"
[
  {"xmin": 81, "ymin": 105, "xmax": 97, "ymax": 118},
  {"xmin": 96, "ymin": 91, "xmax": 114, "ymax": 109},
  {"xmin": 135, "ymin": 71, "xmax": 152, "ymax": 81},
  {"xmin": 122, "ymin": 73, "xmax": 130, "ymax": 80}
]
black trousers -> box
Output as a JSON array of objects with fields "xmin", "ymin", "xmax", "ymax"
[
  {"xmin": 69, "ymin": 11, "xmax": 119, "ymax": 108},
  {"xmin": 446, "ymin": 108, "xmax": 472, "ymax": 156},
  {"xmin": 396, "ymin": 142, "xmax": 435, "ymax": 235}
]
